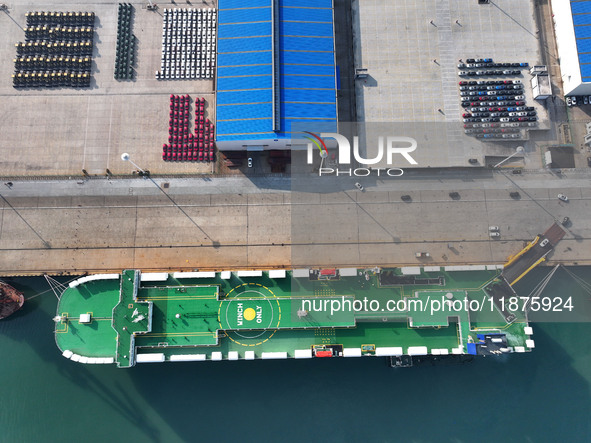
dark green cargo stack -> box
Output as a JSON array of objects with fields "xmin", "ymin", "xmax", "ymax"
[{"xmin": 114, "ymin": 3, "xmax": 135, "ymax": 80}]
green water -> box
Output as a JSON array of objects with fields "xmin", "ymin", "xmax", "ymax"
[{"xmin": 1, "ymin": 268, "xmax": 590, "ymax": 443}]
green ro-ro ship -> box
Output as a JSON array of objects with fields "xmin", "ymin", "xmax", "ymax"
[{"xmin": 54, "ymin": 266, "xmax": 534, "ymax": 368}]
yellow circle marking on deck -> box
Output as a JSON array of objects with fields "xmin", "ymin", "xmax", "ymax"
[
  {"xmin": 244, "ymin": 307, "xmax": 256, "ymax": 321},
  {"xmin": 218, "ymin": 283, "xmax": 281, "ymax": 347}
]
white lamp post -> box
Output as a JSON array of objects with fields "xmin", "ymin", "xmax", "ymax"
[
  {"xmin": 120, "ymin": 153, "xmax": 146, "ymax": 174},
  {"xmin": 493, "ymin": 146, "xmax": 524, "ymax": 168}
]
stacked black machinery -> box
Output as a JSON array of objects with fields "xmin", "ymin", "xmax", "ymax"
[{"xmin": 13, "ymin": 11, "xmax": 95, "ymax": 88}]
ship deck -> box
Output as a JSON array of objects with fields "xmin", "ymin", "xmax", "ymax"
[{"xmin": 55, "ymin": 267, "xmax": 532, "ymax": 367}]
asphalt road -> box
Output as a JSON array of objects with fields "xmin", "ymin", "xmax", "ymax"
[{"xmin": 1, "ymin": 168, "xmax": 589, "ymax": 275}]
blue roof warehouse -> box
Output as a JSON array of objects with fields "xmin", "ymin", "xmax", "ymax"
[
  {"xmin": 552, "ymin": 0, "xmax": 591, "ymax": 95},
  {"xmin": 215, "ymin": 0, "xmax": 338, "ymax": 150}
]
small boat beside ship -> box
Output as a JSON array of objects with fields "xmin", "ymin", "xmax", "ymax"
[{"xmin": 0, "ymin": 281, "xmax": 24, "ymax": 320}]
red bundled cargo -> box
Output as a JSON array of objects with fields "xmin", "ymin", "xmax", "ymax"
[{"xmin": 315, "ymin": 350, "xmax": 332, "ymax": 358}]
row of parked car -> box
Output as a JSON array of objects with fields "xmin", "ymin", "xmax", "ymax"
[
  {"xmin": 464, "ymin": 111, "xmax": 536, "ymax": 122},
  {"xmin": 464, "ymin": 106, "xmax": 534, "ymax": 116},
  {"xmin": 462, "ymin": 99, "xmax": 526, "ymax": 107},
  {"xmin": 458, "ymin": 62, "xmax": 528, "ymax": 69},
  {"xmin": 565, "ymin": 96, "xmax": 591, "ymax": 106},
  {"xmin": 460, "ymin": 81, "xmax": 523, "ymax": 93},
  {"xmin": 459, "ymin": 69, "xmax": 521, "ymax": 77},
  {"xmin": 458, "ymin": 58, "xmax": 528, "ymax": 70},
  {"xmin": 462, "ymin": 91, "xmax": 525, "ymax": 99},
  {"xmin": 458, "ymin": 60, "xmax": 539, "ymax": 141},
  {"xmin": 468, "ymin": 128, "xmax": 523, "ymax": 139},
  {"xmin": 466, "ymin": 127, "xmax": 519, "ymax": 133},
  {"xmin": 477, "ymin": 133, "xmax": 520, "ymax": 140},
  {"xmin": 465, "ymin": 104, "xmax": 531, "ymax": 112},
  {"xmin": 466, "ymin": 121, "xmax": 536, "ymax": 129},
  {"xmin": 461, "ymin": 84, "xmax": 522, "ymax": 91},
  {"xmin": 459, "ymin": 80, "xmax": 522, "ymax": 86},
  {"xmin": 465, "ymin": 115, "xmax": 536, "ymax": 126}
]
